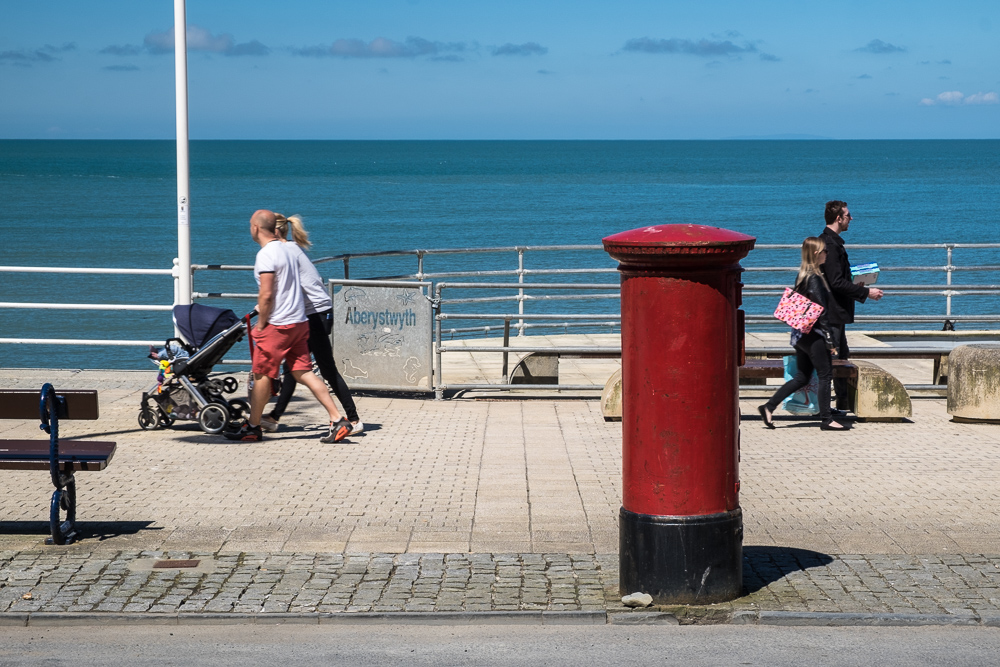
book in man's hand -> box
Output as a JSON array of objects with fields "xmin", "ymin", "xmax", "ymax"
[{"xmin": 850, "ymin": 262, "xmax": 880, "ymax": 286}]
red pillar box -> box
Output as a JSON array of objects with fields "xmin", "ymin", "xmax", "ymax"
[{"xmin": 603, "ymin": 224, "xmax": 756, "ymax": 604}]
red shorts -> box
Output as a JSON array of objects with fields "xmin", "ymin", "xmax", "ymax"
[{"xmin": 251, "ymin": 321, "xmax": 311, "ymax": 380}]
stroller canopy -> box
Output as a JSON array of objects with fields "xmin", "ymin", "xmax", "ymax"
[{"xmin": 173, "ymin": 304, "xmax": 241, "ymax": 349}]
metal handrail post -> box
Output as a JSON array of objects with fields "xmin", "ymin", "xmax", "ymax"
[
  {"xmin": 172, "ymin": 258, "xmax": 180, "ymax": 304},
  {"xmin": 417, "ymin": 251, "xmax": 426, "ymax": 280},
  {"xmin": 343, "ymin": 257, "xmax": 350, "ymax": 280},
  {"xmin": 946, "ymin": 245, "xmax": 954, "ymax": 317},
  {"xmin": 435, "ymin": 283, "xmax": 444, "ymax": 400},
  {"xmin": 501, "ymin": 318, "xmax": 511, "ymax": 383},
  {"xmin": 517, "ymin": 248, "xmax": 525, "ymax": 336},
  {"xmin": 172, "ymin": 258, "xmax": 181, "ymax": 337},
  {"xmin": 173, "ymin": 0, "xmax": 192, "ymax": 306}
]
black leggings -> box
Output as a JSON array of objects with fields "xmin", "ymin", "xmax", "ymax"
[
  {"xmin": 270, "ymin": 309, "xmax": 359, "ymax": 422},
  {"xmin": 764, "ymin": 332, "xmax": 833, "ymax": 423}
]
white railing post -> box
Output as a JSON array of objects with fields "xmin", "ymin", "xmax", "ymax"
[
  {"xmin": 174, "ymin": 0, "xmax": 192, "ymax": 306},
  {"xmin": 946, "ymin": 245, "xmax": 954, "ymax": 317},
  {"xmin": 517, "ymin": 248, "xmax": 525, "ymax": 336}
]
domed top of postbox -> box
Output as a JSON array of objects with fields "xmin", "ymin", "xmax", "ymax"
[{"xmin": 603, "ymin": 224, "xmax": 756, "ymax": 267}]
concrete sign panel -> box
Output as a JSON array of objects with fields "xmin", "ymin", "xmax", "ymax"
[{"xmin": 330, "ymin": 281, "xmax": 433, "ymax": 392}]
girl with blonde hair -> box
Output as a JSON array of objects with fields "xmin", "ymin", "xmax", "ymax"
[
  {"xmin": 758, "ymin": 237, "xmax": 849, "ymax": 431},
  {"xmin": 261, "ymin": 214, "xmax": 363, "ymax": 437}
]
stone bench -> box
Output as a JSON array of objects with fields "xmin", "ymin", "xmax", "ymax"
[
  {"xmin": 602, "ymin": 359, "xmax": 912, "ymax": 422},
  {"xmin": 947, "ymin": 344, "xmax": 1000, "ymax": 423}
]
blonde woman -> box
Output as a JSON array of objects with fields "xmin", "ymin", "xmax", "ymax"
[
  {"xmin": 260, "ymin": 214, "xmax": 363, "ymax": 437},
  {"xmin": 759, "ymin": 237, "xmax": 849, "ymax": 431}
]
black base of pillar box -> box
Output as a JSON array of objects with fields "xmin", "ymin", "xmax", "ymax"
[{"xmin": 619, "ymin": 507, "xmax": 743, "ymax": 605}]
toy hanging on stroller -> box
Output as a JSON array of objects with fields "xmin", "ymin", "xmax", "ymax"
[{"xmin": 138, "ymin": 304, "xmax": 254, "ymax": 434}]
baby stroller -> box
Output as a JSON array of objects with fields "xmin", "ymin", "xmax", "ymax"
[{"xmin": 138, "ymin": 304, "xmax": 254, "ymax": 434}]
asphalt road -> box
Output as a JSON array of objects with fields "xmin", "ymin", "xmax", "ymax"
[{"xmin": 2, "ymin": 624, "xmax": 1000, "ymax": 666}]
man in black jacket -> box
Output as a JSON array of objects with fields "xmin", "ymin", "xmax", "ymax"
[{"xmin": 820, "ymin": 200, "xmax": 884, "ymax": 411}]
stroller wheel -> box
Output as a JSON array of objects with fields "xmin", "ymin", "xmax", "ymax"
[
  {"xmin": 138, "ymin": 408, "xmax": 159, "ymax": 430},
  {"xmin": 227, "ymin": 398, "xmax": 251, "ymax": 425},
  {"xmin": 198, "ymin": 403, "xmax": 230, "ymax": 435},
  {"xmin": 222, "ymin": 376, "xmax": 240, "ymax": 394},
  {"xmin": 157, "ymin": 409, "xmax": 176, "ymax": 428}
]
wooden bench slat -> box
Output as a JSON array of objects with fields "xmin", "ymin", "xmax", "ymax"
[
  {"xmin": 0, "ymin": 389, "xmax": 100, "ymax": 420},
  {"xmin": 0, "ymin": 439, "xmax": 116, "ymax": 471}
]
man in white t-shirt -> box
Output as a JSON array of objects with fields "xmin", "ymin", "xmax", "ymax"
[{"xmin": 224, "ymin": 209, "xmax": 351, "ymax": 443}]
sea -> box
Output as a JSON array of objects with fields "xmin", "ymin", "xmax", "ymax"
[{"xmin": 1, "ymin": 140, "xmax": 998, "ymax": 370}]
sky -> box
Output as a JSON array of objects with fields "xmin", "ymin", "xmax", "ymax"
[{"xmin": 1, "ymin": 0, "xmax": 998, "ymax": 140}]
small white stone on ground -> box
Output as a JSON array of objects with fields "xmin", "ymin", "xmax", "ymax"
[{"xmin": 621, "ymin": 592, "xmax": 653, "ymax": 608}]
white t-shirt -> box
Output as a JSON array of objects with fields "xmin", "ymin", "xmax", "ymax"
[
  {"xmin": 254, "ymin": 240, "xmax": 306, "ymax": 326},
  {"xmin": 285, "ymin": 242, "xmax": 333, "ymax": 315}
]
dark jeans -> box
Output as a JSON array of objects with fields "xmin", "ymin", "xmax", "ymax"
[
  {"xmin": 270, "ymin": 309, "xmax": 359, "ymax": 422},
  {"xmin": 828, "ymin": 324, "xmax": 851, "ymax": 410},
  {"xmin": 764, "ymin": 332, "xmax": 833, "ymax": 423}
]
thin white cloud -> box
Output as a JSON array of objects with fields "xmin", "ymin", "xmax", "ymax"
[
  {"xmin": 622, "ymin": 36, "xmax": 777, "ymax": 62},
  {"xmin": 919, "ymin": 91, "xmax": 999, "ymax": 106},
  {"xmin": 100, "ymin": 44, "xmax": 142, "ymax": 56},
  {"xmin": 293, "ymin": 37, "xmax": 469, "ymax": 59},
  {"xmin": 855, "ymin": 39, "xmax": 906, "ymax": 54},
  {"xmin": 0, "ymin": 43, "xmax": 76, "ymax": 65},
  {"xmin": 140, "ymin": 25, "xmax": 269, "ymax": 56},
  {"xmin": 492, "ymin": 42, "xmax": 547, "ymax": 57},
  {"xmin": 964, "ymin": 92, "xmax": 1000, "ymax": 105},
  {"xmin": 623, "ymin": 37, "xmax": 756, "ymax": 57}
]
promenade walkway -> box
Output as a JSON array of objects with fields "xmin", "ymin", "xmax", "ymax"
[{"xmin": 1, "ymin": 356, "xmax": 999, "ymax": 625}]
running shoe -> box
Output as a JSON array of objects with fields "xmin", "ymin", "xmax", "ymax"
[
  {"xmin": 320, "ymin": 418, "xmax": 352, "ymax": 443},
  {"xmin": 224, "ymin": 421, "xmax": 263, "ymax": 441},
  {"xmin": 259, "ymin": 415, "xmax": 279, "ymax": 432},
  {"xmin": 349, "ymin": 420, "xmax": 365, "ymax": 436}
]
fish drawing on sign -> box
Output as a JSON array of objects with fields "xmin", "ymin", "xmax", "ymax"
[
  {"xmin": 341, "ymin": 359, "xmax": 369, "ymax": 380},
  {"xmin": 403, "ymin": 357, "xmax": 421, "ymax": 383},
  {"xmin": 357, "ymin": 331, "xmax": 404, "ymax": 357},
  {"xmin": 395, "ymin": 291, "xmax": 417, "ymax": 306},
  {"xmin": 342, "ymin": 287, "xmax": 366, "ymax": 304}
]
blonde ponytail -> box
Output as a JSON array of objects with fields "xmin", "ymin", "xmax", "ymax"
[{"xmin": 274, "ymin": 213, "xmax": 312, "ymax": 250}]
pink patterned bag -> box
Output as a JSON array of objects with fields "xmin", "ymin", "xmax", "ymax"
[{"xmin": 773, "ymin": 287, "xmax": 824, "ymax": 333}]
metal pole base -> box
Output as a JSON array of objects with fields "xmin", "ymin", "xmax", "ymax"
[{"xmin": 619, "ymin": 506, "xmax": 743, "ymax": 605}]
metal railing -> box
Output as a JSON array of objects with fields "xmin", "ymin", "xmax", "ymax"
[
  {"xmin": 0, "ymin": 262, "xmax": 178, "ymax": 347},
  {"xmin": 2, "ymin": 244, "xmax": 999, "ymax": 393}
]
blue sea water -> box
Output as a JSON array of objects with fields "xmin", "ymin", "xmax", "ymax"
[{"xmin": 1, "ymin": 140, "xmax": 998, "ymax": 370}]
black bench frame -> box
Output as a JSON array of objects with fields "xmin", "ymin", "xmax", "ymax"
[{"xmin": 0, "ymin": 384, "xmax": 115, "ymax": 545}]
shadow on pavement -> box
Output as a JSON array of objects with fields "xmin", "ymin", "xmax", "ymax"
[
  {"xmin": 0, "ymin": 520, "xmax": 160, "ymax": 542},
  {"xmin": 742, "ymin": 546, "xmax": 834, "ymax": 594}
]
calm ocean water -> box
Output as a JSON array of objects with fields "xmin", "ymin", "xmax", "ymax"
[{"xmin": 1, "ymin": 140, "xmax": 998, "ymax": 369}]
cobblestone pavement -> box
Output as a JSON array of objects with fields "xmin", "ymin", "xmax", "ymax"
[
  {"xmin": 2, "ymin": 368, "xmax": 1000, "ymax": 624},
  {"xmin": 2, "ymin": 550, "xmax": 999, "ymax": 625}
]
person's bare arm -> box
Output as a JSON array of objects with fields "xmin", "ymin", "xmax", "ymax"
[{"xmin": 256, "ymin": 272, "xmax": 275, "ymax": 331}]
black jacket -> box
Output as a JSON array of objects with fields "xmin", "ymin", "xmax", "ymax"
[
  {"xmin": 794, "ymin": 273, "xmax": 834, "ymax": 347},
  {"xmin": 819, "ymin": 227, "xmax": 870, "ymax": 325}
]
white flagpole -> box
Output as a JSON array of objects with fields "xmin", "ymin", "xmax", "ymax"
[{"xmin": 174, "ymin": 0, "xmax": 192, "ymax": 306}]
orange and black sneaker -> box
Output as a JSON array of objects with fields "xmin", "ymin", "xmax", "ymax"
[
  {"xmin": 320, "ymin": 418, "xmax": 351, "ymax": 443},
  {"xmin": 224, "ymin": 421, "xmax": 263, "ymax": 441}
]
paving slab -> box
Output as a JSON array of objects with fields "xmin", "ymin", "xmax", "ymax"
[{"xmin": 1, "ymin": 358, "xmax": 999, "ymax": 624}]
